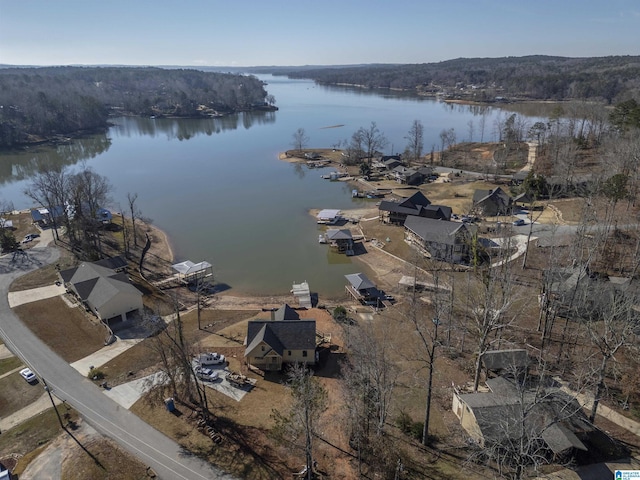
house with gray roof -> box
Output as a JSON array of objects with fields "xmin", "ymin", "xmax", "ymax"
[
  {"xmin": 473, "ymin": 187, "xmax": 513, "ymax": 216},
  {"xmin": 245, "ymin": 310, "xmax": 316, "ymax": 371},
  {"xmin": 30, "ymin": 205, "xmax": 65, "ymax": 228},
  {"xmin": 391, "ymin": 166, "xmax": 422, "ymax": 185},
  {"xmin": 59, "ymin": 261, "xmax": 143, "ymax": 324},
  {"xmin": 381, "ymin": 156, "xmax": 402, "ymax": 170},
  {"xmin": 481, "ymin": 349, "xmax": 529, "ymax": 380},
  {"xmin": 404, "ymin": 216, "xmax": 476, "ymax": 263},
  {"xmin": 271, "ymin": 303, "xmax": 300, "ymax": 321},
  {"xmin": 453, "ymin": 376, "xmax": 594, "ymax": 458},
  {"xmin": 345, "ymin": 272, "xmax": 380, "ymax": 304},
  {"xmin": 378, "ymin": 191, "xmax": 452, "ymax": 225}
]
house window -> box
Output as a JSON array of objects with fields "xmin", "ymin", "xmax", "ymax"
[
  {"xmin": 288, "ymin": 350, "xmax": 292, "ymax": 356},
  {"xmin": 302, "ymin": 350, "xmax": 308, "ymax": 357},
  {"xmin": 261, "ymin": 346, "xmax": 265, "ymax": 351}
]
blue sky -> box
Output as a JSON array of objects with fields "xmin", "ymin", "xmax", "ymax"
[{"xmin": 1, "ymin": 0, "xmax": 638, "ymax": 66}]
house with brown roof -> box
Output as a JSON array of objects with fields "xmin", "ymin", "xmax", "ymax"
[
  {"xmin": 404, "ymin": 216, "xmax": 476, "ymax": 263},
  {"xmin": 245, "ymin": 305, "xmax": 316, "ymax": 371}
]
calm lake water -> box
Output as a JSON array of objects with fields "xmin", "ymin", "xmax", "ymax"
[{"xmin": 0, "ymin": 75, "xmax": 545, "ymax": 298}]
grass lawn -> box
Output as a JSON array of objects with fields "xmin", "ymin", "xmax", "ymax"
[
  {"xmin": 0, "ymin": 408, "xmax": 69, "ymax": 462},
  {"xmin": 0, "ymin": 370, "xmax": 44, "ymax": 418},
  {"xmin": 13, "ymin": 297, "xmax": 107, "ymax": 363},
  {"xmin": 0, "ymin": 356, "xmax": 22, "ymax": 376},
  {"xmin": 62, "ymin": 436, "xmax": 151, "ymax": 480}
]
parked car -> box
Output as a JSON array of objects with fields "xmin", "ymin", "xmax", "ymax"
[
  {"xmin": 195, "ymin": 366, "xmax": 219, "ymax": 382},
  {"xmin": 512, "ymin": 219, "xmax": 525, "ymax": 226},
  {"xmin": 22, "ymin": 233, "xmax": 40, "ymax": 243},
  {"xmin": 19, "ymin": 367, "xmax": 37, "ymax": 383},
  {"xmin": 195, "ymin": 352, "xmax": 226, "ymax": 366}
]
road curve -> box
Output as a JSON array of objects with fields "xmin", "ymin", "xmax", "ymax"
[{"xmin": 0, "ymin": 245, "xmax": 236, "ymax": 480}]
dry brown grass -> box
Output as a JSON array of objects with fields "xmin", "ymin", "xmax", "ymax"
[
  {"xmin": 98, "ymin": 308, "xmax": 258, "ymax": 386},
  {"xmin": 13, "ymin": 297, "xmax": 107, "ymax": 362},
  {"xmin": 0, "ymin": 371, "xmax": 45, "ymax": 418},
  {"xmin": 0, "ymin": 408, "xmax": 73, "ymax": 463},
  {"xmin": 62, "ymin": 436, "xmax": 152, "ymax": 480}
]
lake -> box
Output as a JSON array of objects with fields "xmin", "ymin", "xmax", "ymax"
[{"xmin": 0, "ymin": 75, "xmax": 544, "ymax": 298}]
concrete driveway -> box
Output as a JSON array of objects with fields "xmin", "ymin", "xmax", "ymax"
[
  {"xmin": 0, "ymin": 245, "xmax": 237, "ymax": 480},
  {"xmin": 8, "ymin": 283, "xmax": 66, "ymax": 308},
  {"xmin": 104, "ymin": 371, "xmax": 168, "ymax": 409}
]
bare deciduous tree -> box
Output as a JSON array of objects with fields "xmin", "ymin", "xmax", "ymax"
[
  {"xmin": 582, "ymin": 285, "xmax": 638, "ymax": 422},
  {"xmin": 469, "ymin": 244, "xmax": 520, "ymax": 392},
  {"xmin": 342, "ymin": 318, "xmax": 397, "ymax": 441},
  {"xmin": 146, "ymin": 306, "xmax": 210, "ymax": 421},
  {"xmin": 271, "ymin": 363, "xmax": 327, "ymax": 480},
  {"xmin": 361, "ymin": 122, "xmax": 388, "ymax": 165},
  {"xmin": 404, "ymin": 119, "xmax": 424, "ymax": 164},
  {"xmin": 127, "ymin": 192, "xmax": 140, "ymax": 248},
  {"xmin": 67, "ymin": 165, "xmax": 112, "ymax": 257},
  {"xmin": 467, "ymin": 119, "xmax": 475, "ymax": 143},
  {"xmin": 291, "ymin": 127, "xmax": 309, "ymax": 153},
  {"xmin": 24, "ymin": 164, "xmax": 70, "ymax": 242},
  {"xmin": 402, "ymin": 262, "xmax": 451, "ymax": 445}
]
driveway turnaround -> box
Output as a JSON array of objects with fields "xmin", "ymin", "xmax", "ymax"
[{"xmin": 0, "ymin": 246, "xmax": 237, "ymax": 480}]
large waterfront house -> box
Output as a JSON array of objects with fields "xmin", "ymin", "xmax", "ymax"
[
  {"xmin": 378, "ymin": 191, "xmax": 452, "ymax": 225},
  {"xmin": 59, "ymin": 260, "xmax": 143, "ymax": 325},
  {"xmin": 244, "ymin": 304, "xmax": 316, "ymax": 371},
  {"xmin": 404, "ymin": 216, "xmax": 476, "ymax": 263}
]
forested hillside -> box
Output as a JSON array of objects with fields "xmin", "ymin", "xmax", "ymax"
[
  {"xmin": 0, "ymin": 67, "xmax": 271, "ymax": 148},
  {"xmin": 276, "ymin": 55, "xmax": 640, "ymax": 104}
]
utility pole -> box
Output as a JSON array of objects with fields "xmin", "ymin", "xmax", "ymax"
[{"xmin": 42, "ymin": 378, "xmax": 65, "ymax": 430}]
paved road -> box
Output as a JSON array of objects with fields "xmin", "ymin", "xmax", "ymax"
[{"xmin": 0, "ymin": 246, "xmax": 236, "ymax": 480}]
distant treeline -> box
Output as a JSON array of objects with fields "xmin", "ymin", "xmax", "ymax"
[
  {"xmin": 0, "ymin": 66, "xmax": 271, "ymax": 148},
  {"xmin": 273, "ymin": 55, "xmax": 640, "ymax": 104}
]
